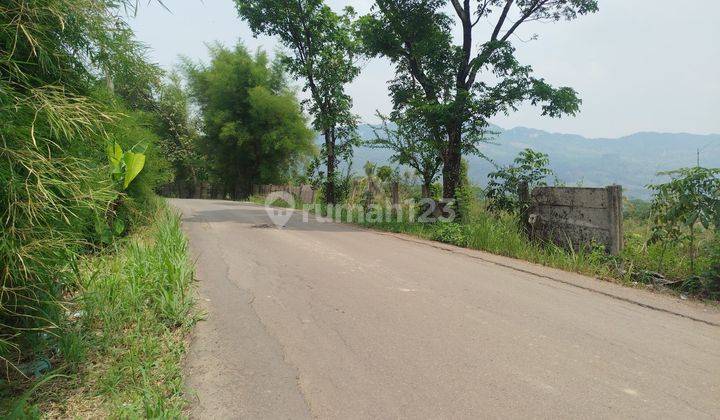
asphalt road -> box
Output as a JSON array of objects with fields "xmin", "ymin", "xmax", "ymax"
[{"xmin": 171, "ymin": 199, "xmax": 720, "ymax": 419}]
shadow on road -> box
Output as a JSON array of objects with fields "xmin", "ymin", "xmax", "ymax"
[{"xmin": 178, "ymin": 200, "xmax": 362, "ymax": 233}]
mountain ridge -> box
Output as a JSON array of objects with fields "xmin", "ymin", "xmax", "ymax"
[{"xmin": 337, "ymin": 124, "xmax": 720, "ymax": 199}]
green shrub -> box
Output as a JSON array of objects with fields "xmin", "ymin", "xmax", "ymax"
[
  {"xmin": 430, "ymin": 223, "xmax": 471, "ymax": 247},
  {"xmin": 486, "ymin": 148, "xmax": 554, "ymax": 214}
]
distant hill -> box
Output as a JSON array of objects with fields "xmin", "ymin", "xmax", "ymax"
[{"xmin": 336, "ymin": 125, "xmax": 720, "ymax": 199}]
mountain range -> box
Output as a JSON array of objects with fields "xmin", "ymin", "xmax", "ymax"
[{"xmin": 341, "ymin": 125, "xmax": 720, "ymax": 199}]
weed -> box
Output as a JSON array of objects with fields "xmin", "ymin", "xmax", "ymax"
[{"xmin": 1, "ymin": 204, "xmax": 196, "ymax": 418}]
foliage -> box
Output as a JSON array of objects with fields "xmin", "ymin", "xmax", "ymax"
[
  {"xmin": 702, "ymin": 234, "xmax": 720, "ymax": 299},
  {"xmin": 3, "ymin": 206, "xmax": 196, "ymax": 417},
  {"xmin": 624, "ymin": 198, "xmax": 652, "ymax": 220},
  {"xmin": 0, "ymin": 0, "xmax": 170, "ymax": 383},
  {"xmin": 184, "ymin": 44, "xmax": 316, "ymax": 199},
  {"xmin": 154, "ymin": 73, "xmax": 207, "ymax": 197},
  {"xmin": 648, "ymin": 167, "xmax": 720, "ymax": 271},
  {"xmin": 377, "ymin": 165, "xmax": 395, "ymax": 183},
  {"xmin": 107, "ymin": 141, "xmax": 147, "ymax": 190},
  {"xmin": 235, "ymin": 0, "xmax": 361, "ymax": 204},
  {"xmin": 430, "ymin": 223, "xmax": 471, "ymax": 247},
  {"xmin": 358, "ymin": 0, "xmax": 596, "ymax": 202},
  {"xmin": 369, "ymin": 111, "xmax": 443, "ymax": 197},
  {"xmin": 486, "ymin": 148, "xmax": 554, "ymax": 213},
  {"xmin": 454, "ymin": 159, "xmax": 477, "ymax": 223}
]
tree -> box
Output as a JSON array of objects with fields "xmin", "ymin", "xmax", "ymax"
[
  {"xmin": 154, "ymin": 74, "xmax": 206, "ymax": 197},
  {"xmin": 486, "ymin": 148, "xmax": 554, "ymax": 214},
  {"xmin": 235, "ymin": 0, "xmax": 360, "ymax": 204},
  {"xmin": 359, "ymin": 0, "xmax": 597, "ymax": 209},
  {"xmin": 377, "ymin": 165, "xmax": 395, "ymax": 184},
  {"xmin": 370, "ymin": 112, "xmax": 443, "ymax": 197},
  {"xmin": 184, "ymin": 44, "xmax": 315, "ymax": 199},
  {"xmin": 648, "ymin": 167, "xmax": 720, "ymax": 272}
]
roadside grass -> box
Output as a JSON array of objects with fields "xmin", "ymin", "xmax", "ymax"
[
  {"xmin": 2, "ymin": 203, "xmax": 197, "ymax": 418},
  {"xmin": 364, "ymin": 207, "xmax": 717, "ymax": 299}
]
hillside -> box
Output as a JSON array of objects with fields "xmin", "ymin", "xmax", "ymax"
[{"xmin": 344, "ymin": 125, "xmax": 720, "ymax": 199}]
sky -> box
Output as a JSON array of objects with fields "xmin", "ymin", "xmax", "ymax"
[{"xmin": 129, "ymin": 0, "xmax": 720, "ymax": 139}]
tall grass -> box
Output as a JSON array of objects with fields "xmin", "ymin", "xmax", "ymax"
[
  {"xmin": 1, "ymin": 0, "xmax": 172, "ymax": 375},
  {"xmin": 3, "ymin": 204, "xmax": 196, "ymax": 417},
  {"xmin": 0, "ymin": 90, "xmax": 118, "ymax": 372}
]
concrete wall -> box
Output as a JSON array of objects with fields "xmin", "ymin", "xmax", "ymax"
[
  {"xmin": 523, "ymin": 185, "xmax": 624, "ymax": 255},
  {"xmin": 253, "ymin": 184, "xmax": 316, "ymax": 205}
]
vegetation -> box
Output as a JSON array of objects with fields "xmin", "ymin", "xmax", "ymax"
[
  {"xmin": 486, "ymin": 148, "xmax": 554, "ymax": 214},
  {"xmin": 3, "ymin": 0, "xmax": 716, "ymax": 414},
  {"xmin": 0, "ymin": 0, "xmax": 195, "ymax": 416},
  {"xmin": 183, "ymin": 44, "xmax": 316, "ymax": 199},
  {"xmin": 369, "ymin": 112, "xmax": 443, "ymax": 197},
  {"xmin": 154, "ymin": 73, "xmax": 207, "ymax": 199},
  {"xmin": 5, "ymin": 205, "xmax": 196, "ymax": 418},
  {"xmin": 236, "ymin": 0, "xmax": 361, "ymax": 204},
  {"xmin": 357, "ymin": 0, "xmax": 597, "ymax": 210},
  {"xmin": 646, "ymin": 167, "xmax": 720, "ymax": 294}
]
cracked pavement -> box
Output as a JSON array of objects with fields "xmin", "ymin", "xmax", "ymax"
[{"xmin": 172, "ymin": 199, "xmax": 720, "ymax": 419}]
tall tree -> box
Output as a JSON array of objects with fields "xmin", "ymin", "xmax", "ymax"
[
  {"xmin": 184, "ymin": 44, "xmax": 315, "ymax": 198},
  {"xmin": 235, "ymin": 0, "xmax": 360, "ymax": 204},
  {"xmin": 370, "ymin": 111, "xmax": 443, "ymax": 197},
  {"xmin": 359, "ymin": 0, "xmax": 598, "ymax": 208},
  {"xmin": 154, "ymin": 73, "xmax": 206, "ymax": 197}
]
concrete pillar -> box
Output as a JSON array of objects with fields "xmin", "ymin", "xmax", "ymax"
[{"xmin": 606, "ymin": 185, "xmax": 624, "ymax": 255}]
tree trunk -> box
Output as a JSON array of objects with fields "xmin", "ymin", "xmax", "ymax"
[
  {"xmin": 442, "ymin": 124, "xmax": 462, "ymax": 202},
  {"xmin": 324, "ymin": 128, "xmax": 336, "ymax": 205},
  {"xmin": 421, "ymin": 179, "xmax": 432, "ymax": 198},
  {"xmin": 191, "ymin": 172, "xmax": 200, "ymax": 199}
]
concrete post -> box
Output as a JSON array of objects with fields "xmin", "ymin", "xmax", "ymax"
[
  {"xmin": 606, "ymin": 185, "xmax": 624, "ymax": 255},
  {"xmin": 391, "ymin": 182, "xmax": 400, "ymax": 206},
  {"xmin": 518, "ymin": 181, "xmax": 531, "ymax": 234}
]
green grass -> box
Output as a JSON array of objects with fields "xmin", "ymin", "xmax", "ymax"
[
  {"xmin": 2, "ymin": 203, "xmax": 197, "ymax": 418},
  {"xmin": 358, "ymin": 206, "xmax": 718, "ymax": 300},
  {"xmin": 357, "ymin": 211, "xmax": 621, "ymax": 282}
]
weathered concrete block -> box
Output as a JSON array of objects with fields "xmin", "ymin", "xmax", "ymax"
[{"xmin": 526, "ymin": 185, "xmax": 624, "ymax": 255}]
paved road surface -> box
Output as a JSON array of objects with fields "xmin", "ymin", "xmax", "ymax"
[{"xmin": 171, "ymin": 199, "xmax": 720, "ymax": 419}]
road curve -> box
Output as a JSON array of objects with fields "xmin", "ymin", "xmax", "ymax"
[{"xmin": 171, "ymin": 199, "xmax": 720, "ymax": 419}]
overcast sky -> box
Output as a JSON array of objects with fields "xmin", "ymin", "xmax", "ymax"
[{"xmin": 130, "ymin": 0, "xmax": 720, "ymax": 138}]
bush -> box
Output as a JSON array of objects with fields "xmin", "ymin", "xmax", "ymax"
[
  {"xmin": 486, "ymin": 148, "xmax": 554, "ymax": 214},
  {"xmin": 430, "ymin": 223, "xmax": 471, "ymax": 247}
]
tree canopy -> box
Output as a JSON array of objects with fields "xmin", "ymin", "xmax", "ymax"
[
  {"xmin": 184, "ymin": 44, "xmax": 316, "ymax": 199},
  {"xmin": 235, "ymin": 0, "xmax": 360, "ymax": 204},
  {"xmin": 358, "ymin": 0, "xmax": 598, "ymax": 208}
]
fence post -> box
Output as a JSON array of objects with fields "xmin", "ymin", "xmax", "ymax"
[
  {"xmin": 518, "ymin": 181, "xmax": 531, "ymax": 234},
  {"xmin": 606, "ymin": 185, "xmax": 624, "ymax": 255},
  {"xmin": 391, "ymin": 182, "xmax": 400, "ymax": 206}
]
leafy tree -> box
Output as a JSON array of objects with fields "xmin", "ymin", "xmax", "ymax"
[
  {"xmin": 154, "ymin": 74, "xmax": 206, "ymax": 197},
  {"xmin": 235, "ymin": 0, "xmax": 360, "ymax": 204},
  {"xmin": 377, "ymin": 165, "xmax": 395, "ymax": 184},
  {"xmin": 358, "ymin": 0, "xmax": 597, "ymax": 210},
  {"xmin": 486, "ymin": 148, "xmax": 554, "ymax": 213},
  {"xmin": 648, "ymin": 167, "xmax": 720, "ymax": 271},
  {"xmin": 184, "ymin": 44, "xmax": 315, "ymax": 198},
  {"xmin": 370, "ymin": 112, "xmax": 444, "ymax": 197}
]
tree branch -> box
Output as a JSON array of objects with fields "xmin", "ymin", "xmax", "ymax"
[
  {"xmin": 450, "ymin": 0, "xmax": 467, "ymax": 24},
  {"xmin": 500, "ymin": 0, "xmax": 549, "ymax": 43},
  {"xmin": 491, "ymin": 0, "xmax": 514, "ymax": 41}
]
